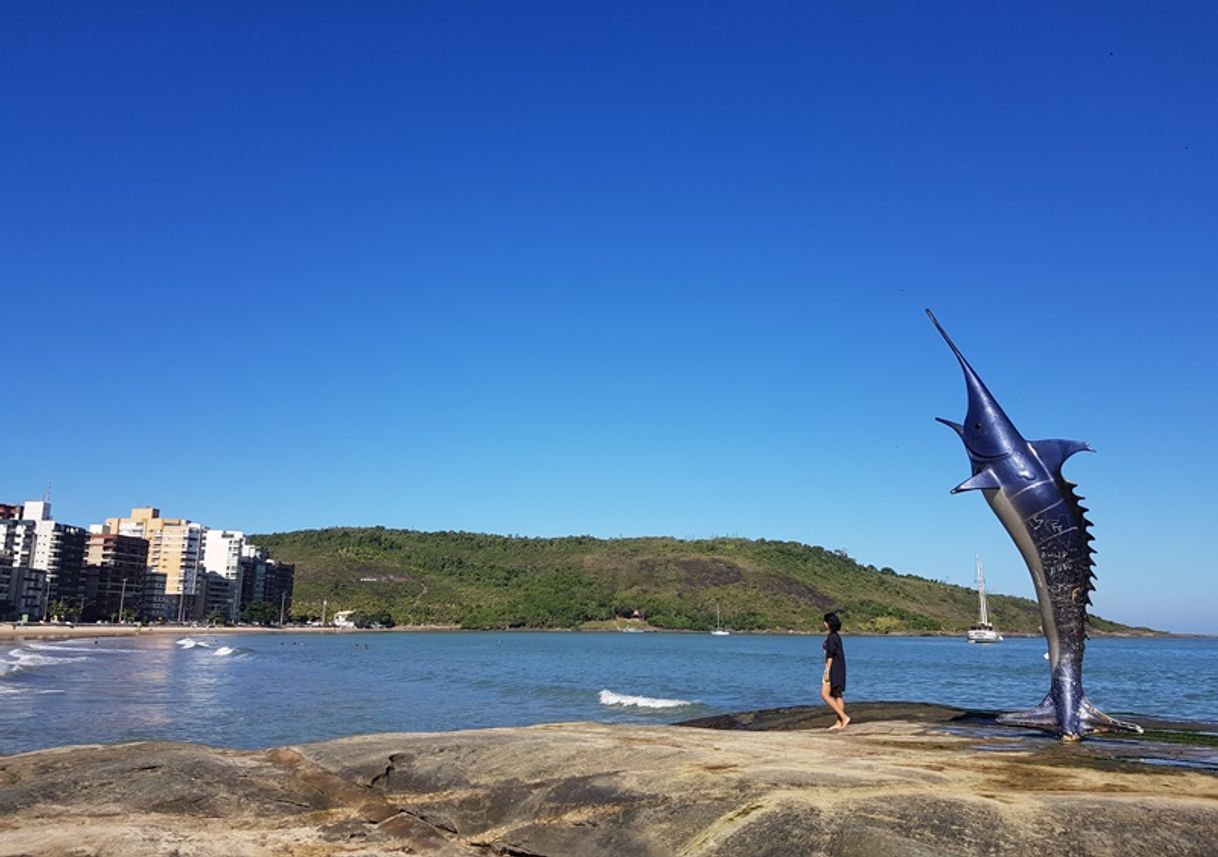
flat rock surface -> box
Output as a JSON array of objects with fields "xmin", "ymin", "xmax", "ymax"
[{"xmin": 2, "ymin": 704, "xmax": 1216, "ymax": 857}]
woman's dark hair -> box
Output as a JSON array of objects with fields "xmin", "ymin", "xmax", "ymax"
[{"xmin": 823, "ymin": 612, "xmax": 842, "ymax": 633}]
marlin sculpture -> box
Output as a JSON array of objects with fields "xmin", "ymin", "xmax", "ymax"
[{"xmin": 927, "ymin": 309, "xmax": 1142, "ymax": 741}]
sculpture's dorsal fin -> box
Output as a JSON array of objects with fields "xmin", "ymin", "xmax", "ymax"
[
  {"xmin": 1031, "ymin": 439, "xmax": 1092, "ymax": 476},
  {"xmin": 951, "ymin": 469, "xmax": 1001, "ymax": 494}
]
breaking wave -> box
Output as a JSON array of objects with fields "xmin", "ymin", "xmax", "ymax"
[
  {"xmin": 0, "ymin": 646, "xmax": 91, "ymax": 679},
  {"xmin": 598, "ymin": 689, "xmax": 696, "ymax": 709},
  {"xmin": 26, "ymin": 642, "xmax": 141, "ymax": 654},
  {"xmin": 0, "ymin": 682, "xmax": 64, "ymax": 695}
]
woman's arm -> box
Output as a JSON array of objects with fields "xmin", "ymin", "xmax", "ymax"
[{"xmin": 823, "ymin": 656, "xmax": 832, "ymax": 683}]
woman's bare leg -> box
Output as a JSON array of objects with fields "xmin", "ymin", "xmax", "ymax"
[
  {"xmin": 820, "ymin": 685, "xmax": 849, "ymax": 728},
  {"xmin": 832, "ymin": 697, "xmax": 850, "ymax": 730}
]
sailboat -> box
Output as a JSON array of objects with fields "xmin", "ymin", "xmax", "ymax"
[
  {"xmin": 710, "ymin": 604, "xmax": 730, "ymax": 636},
  {"xmin": 967, "ymin": 555, "xmax": 1003, "ymax": 643}
]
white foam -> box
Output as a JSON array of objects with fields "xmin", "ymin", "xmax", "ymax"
[
  {"xmin": 598, "ymin": 689, "xmax": 695, "ymax": 709},
  {"xmin": 214, "ymin": 646, "xmax": 236, "ymax": 657},
  {"xmin": 6, "ymin": 648, "xmax": 91, "ymax": 668},
  {"xmin": 0, "ymin": 683, "xmax": 64, "ymax": 696},
  {"xmin": 176, "ymin": 637, "xmax": 199, "ymax": 648},
  {"xmin": 26, "ymin": 642, "xmax": 140, "ymax": 654},
  {"xmin": 0, "ymin": 646, "xmax": 91, "ymax": 679}
]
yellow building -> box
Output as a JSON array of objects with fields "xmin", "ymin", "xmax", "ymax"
[{"xmin": 103, "ymin": 507, "xmax": 203, "ymax": 598}]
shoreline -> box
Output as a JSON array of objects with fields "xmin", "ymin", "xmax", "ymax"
[
  {"xmin": 1, "ymin": 622, "xmax": 1197, "ymax": 642},
  {"xmin": 0, "ymin": 623, "xmax": 462, "ymax": 641}
]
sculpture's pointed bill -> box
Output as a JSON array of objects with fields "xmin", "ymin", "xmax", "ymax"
[
  {"xmin": 926, "ymin": 309, "xmax": 1024, "ymax": 461},
  {"xmin": 926, "ymin": 309, "xmax": 1141, "ymax": 740}
]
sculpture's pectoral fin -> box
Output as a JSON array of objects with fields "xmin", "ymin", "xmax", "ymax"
[
  {"xmin": 1079, "ymin": 698, "xmax": 1143, "ymax": 736},
  {"xmin": 951, "ymin": 469, "xmax": 1001, "ymax": 494},
  {"xmin": 1031, "ymin": 439, "xmax": 1093, "ymax": 476},
  {"xmin": 996, "ymin": 696, "xmax": 1058, "ymax": 734}
]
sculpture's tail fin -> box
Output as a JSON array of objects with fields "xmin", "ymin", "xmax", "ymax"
[
  {"xmin": 996, "ymin": 694, "xmax": 1059, "ymax": 733},
  {"xmin": 998, "ymin": 694, "xmax": 1143, "ymax": 741},
  {"xmin": 1078, "ymin": 697, "xmax": 1143, "ymax": 737}
]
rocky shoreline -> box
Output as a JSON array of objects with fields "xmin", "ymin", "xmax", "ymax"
[{"xmin": 1, "ymin": 704, "xmax": 1216, "ymax": 856}]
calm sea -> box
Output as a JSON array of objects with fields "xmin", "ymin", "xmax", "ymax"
[{"xmin": 2, "ymin": 631, "xmax": 1215, "ymax": 755}]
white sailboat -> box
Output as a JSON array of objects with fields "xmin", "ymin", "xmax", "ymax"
[
  {"xmin": 710, "ymin": 604, "xmax": 730, "ymax": 636},
  {"xmin": 967, "ymin": 555, "xmax": 1003, "ymax": 643}
]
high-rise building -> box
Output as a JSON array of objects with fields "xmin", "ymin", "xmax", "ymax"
[
  {"xmin": 0, "ymin": 502, "xmax": 88, "ymax": 619},
  {"xmin": 0, "ymin": 513, "xmax": 45, "ymax": 621},
  {"xmin": 203, "ymin": 529, "xmax": 245, "ymax": 622},
  {"xmin": 6, "ymin": 501, "xmax": 88, "ymax": 617},
  {"xmin": 143, "ymin": 571, "xmax": 169, "ymax": 622},
  {"xmin": 103, "ymin": 508, "xmax": 204, "ymax": 619},
  {"xmin": 193, "ymin": 571, "xmax": 233, "ymax": 622},
  {"xmin": 84, "ymin": 532, "xmax": 149, "ymax": 622},
  {"xmin": 0, "ymin": 517, "xmax": 36, "ymax": 569},
  {"xmin": 237, "ymin": 545, "xmax": 294, "ymax": 622}
]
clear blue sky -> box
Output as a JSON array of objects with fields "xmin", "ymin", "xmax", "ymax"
[{"xmin": 3, "ymin": 3, "xmax": 1215, "ymax": 633}]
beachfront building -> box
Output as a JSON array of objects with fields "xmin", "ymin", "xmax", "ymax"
[
  {"xmin": 143, "ymin": 571, "xmax": 170, "ymax": 622},
  {"xmin": 103, "ymin": 508, "xmax": 204, "ymax": 621},
  {"xmin": 202, "ymin": 529, "xmax": 245, "ymax": 622},
  {"xmin": 193, "ymin": 570, "xmax": 233, "ymax": 622},
  {"xmin": 83, "ymin": 532, "xmax": 150, "ymax": 622},
  {"xmin": 237, "ymin": 545, "xmax": 295, "ymax": 621},
  {"xmin": 0, "ymin": 515, "xmax": 46, "ymax": 621},
  {"xmin": 19, "ymin": 501, "xmax": 88, "ymax": 618},
  {"xmin": 0, "ymin": 517, "xmax": 36, "ymax": 569}
]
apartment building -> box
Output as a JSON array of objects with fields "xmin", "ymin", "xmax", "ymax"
[
  {"xmin": 0, "ymin": 501, "xmax": 87, "ymax": 616},
  {"xmin": 0, "ymin": 510, "xmax": 45, "ymax": 620},
  {"xmin": 202, "ymin": 529, "xmax": 245, "ymax": 622},
  {"xmin": 237, "ymin": 545, "xmax": 294, "ymax": 620},
  {"xmin": 84, "ymin": 532, "xmax": 150, "ymax": 622},
  {"xmin": 103, "ymin": 507, "xmax": 204, "ymax": 619}
]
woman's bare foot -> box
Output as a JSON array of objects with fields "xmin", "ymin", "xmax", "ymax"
[
  {"xmin": 828, "ymin": 722, "xmax": 844, "ymax": 730},
  {"xmin": 839, "ymin": 715, "xmax": 851, "ymax": 729}
]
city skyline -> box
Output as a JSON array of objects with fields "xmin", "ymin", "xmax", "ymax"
[
  {"xmin": 1, "ymin": 498, "xmax": 294, "ymax": 625},
  {"xmin": 4, "ymin": 4, "xmax": 1215, "ymax": 633}
]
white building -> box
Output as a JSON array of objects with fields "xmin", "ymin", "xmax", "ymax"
[
  {"xmin": 0, "ymin": 518, "xmax": 37, "ymax": 569},
  {"xmin": 18, "ymin": 502, "xmax": 86, "ymax": 616},
  {"xmin": 0, "ymin": 516, "xmax": 45, "ymax": 620},
  {"xmin": 203, "ymin": 529, "xmax": 245, "ymax": 621},
  {"xmin": 203, "ymin": 530, "xmax": 245, "ymax": 579}
]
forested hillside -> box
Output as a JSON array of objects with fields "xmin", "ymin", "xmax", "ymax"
[{"xmin": 253, "ymin": 528, "xmax": 1155, "ymax": 635}]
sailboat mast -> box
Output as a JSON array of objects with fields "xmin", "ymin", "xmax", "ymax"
[{"xmin": 975, "ymin": 554, "xmax": 989, "ymax": 626}]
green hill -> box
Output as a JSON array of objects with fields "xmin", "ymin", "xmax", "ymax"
[{"xmin": 251, "ymin": 528, "xmax": 1157, "ymax": 635}]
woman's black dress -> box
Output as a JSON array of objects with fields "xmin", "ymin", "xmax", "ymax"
[{"xmin": 823, "ymin": 631, "xmax": 846, "ymax": 697}]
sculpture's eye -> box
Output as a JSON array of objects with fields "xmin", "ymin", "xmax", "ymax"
[{"xmin": 973, "ymin": 422, "xmax": 982, "ymax": 431}]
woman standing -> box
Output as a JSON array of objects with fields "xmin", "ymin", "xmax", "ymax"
[{"xmin": 820, "ymin": 611, "xmax": 850, "ymax": 730}]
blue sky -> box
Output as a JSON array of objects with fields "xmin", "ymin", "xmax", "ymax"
[{"xmin": 3, "ymin": 3, "xmax": 1215, "ymax": 633}]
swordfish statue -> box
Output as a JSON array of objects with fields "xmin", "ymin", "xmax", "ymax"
[{"xmin": 926, "ymin": 309, "xmax": 1142, "ymax": 741}]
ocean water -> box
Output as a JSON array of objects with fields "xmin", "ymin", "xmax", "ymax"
[{"xmin": 2, "ymin": 631, "xmax": 1215, "ymax": 755}]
